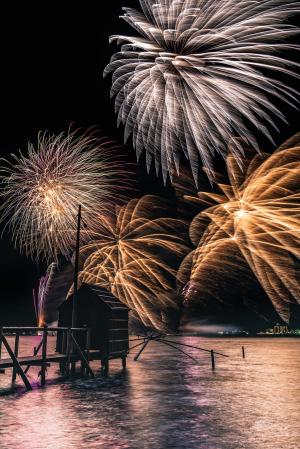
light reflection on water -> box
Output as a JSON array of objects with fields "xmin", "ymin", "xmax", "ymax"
[{"xmin": 0, "ymin": 337, "xmax": 299, "ymax": 449}]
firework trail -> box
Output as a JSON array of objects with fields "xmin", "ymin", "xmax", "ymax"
[
  {"xmin": 0, "ymin": 129, "xmax": 128, "ymax": 262},
  {"xmin": 182, "ymin": 134, "xmax": 300, "ymax": 323},
  {"xmin": 33, "ymin": 261, "xmax": 75, "ymax": 326},
  {"xmin": 78, "ymin": 195, "xmax": 191, "ymax": 331},
  {"xmin": 105, "ymin": 0, "xmax": 300, "ymax": 184},
  {"xmin": 33, "ymin": 263, "xmax": 56, "ymax": 326}
]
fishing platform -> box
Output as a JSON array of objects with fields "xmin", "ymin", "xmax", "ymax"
[{"xmin": 0, "ymin": 324, "xmax": 128, "ymax": 391}]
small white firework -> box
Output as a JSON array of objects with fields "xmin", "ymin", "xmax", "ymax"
[
  {"xmin": 0, "ymin": 130, "xmax": 128, "ymax": 262},
  {"xmin": 105, "ymin": 0, "xmax": 300, "ymax": 184}
]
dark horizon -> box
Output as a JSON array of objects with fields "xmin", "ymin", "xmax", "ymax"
[{"xmin": 0, "ymin": 1, "xmax": 300, "ymax": 326}]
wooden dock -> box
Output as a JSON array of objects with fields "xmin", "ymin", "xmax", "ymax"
[{"xmin": 0, "ymin": 326, "xmax": 97, "ymax": 391}]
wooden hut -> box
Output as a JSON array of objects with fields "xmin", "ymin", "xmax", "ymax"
[{"xmin": 57, "ymin": 283, "xmax": 130, "ymax": 374}]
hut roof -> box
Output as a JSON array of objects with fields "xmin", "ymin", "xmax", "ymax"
[{"xmin": 82, "ymin": 283, "xmax": 130, "ymax": 311}]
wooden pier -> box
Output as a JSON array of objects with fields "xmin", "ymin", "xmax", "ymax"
[{"xmin": 0, "ymin": 326, "xmax": 97, "ymax": 391}]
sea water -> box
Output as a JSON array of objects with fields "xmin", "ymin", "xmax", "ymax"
[{"xmin": 0, "ymin": 336, "xmax": 299, "ymax": 449}]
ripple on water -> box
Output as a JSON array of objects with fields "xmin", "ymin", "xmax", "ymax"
[{"xmin": 0, "ymin": 337, "xmax": 299, "ymax": 449}]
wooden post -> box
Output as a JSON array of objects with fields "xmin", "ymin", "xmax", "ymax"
[
  {"xmin": 71, "ymin": 361, "xmax": 76, "ymax": 375},
  {"xmin": 134, "ymin": 339, "xmax": 150, "ymax": 361},
  {"xmin": 101, "ymin": 359, "xmax": 109, "ymax": 377},
  {"xmin": 84, "ymin": 328, "xmax": 91, "ymax": 377},
  {"xmin": 210, "ymin": 349, "xmax": 215, "ymax": 370},
  {"xmin": 25, "ymin": 338, "xmax": 43, "ymax": 374},
  {"xmin": 71, "ymin": 328, "xmax": 76, "ymax": 376},
  {"xmin": 242, "ymin": 346, "xmax": 245, "ymax": 359},
  {"xmin": 66, "ymin": 328, "xmax": 71, "ymax": 376},
  {"xmin": 72, "ymin": 205, "xmax": 81, "ymax": 329},
  {"xmin": 62, "ymin": 331, "xmax": 67, "ymax": 353},
  {"xmin": 12, "ymin": 332, "xmax": 20, "ymax": 382},
  {"xmin": 79, "ymin": 329, "xmax": 85, "ymax": 376},
  {"xmin": 122, "ymin": 355, "xmax": 126, "ymax": 370},
  {"xmin": 0, "ymin": 326, "xmax": 3, "ymax": 359},
  {"xmin": 70, "ymin": 333, "xmax": 94, "ymax": 378},
  {"xmin": 59, "ymin": 330, "xmax": 67, "ymax": 374},
  {"xmin": 2, "ymin": 335, "xmax": 32, "ymax": 391},
  {"xmin": 41, "ymin": 326, "xmax": 48, "ymax": 386}
]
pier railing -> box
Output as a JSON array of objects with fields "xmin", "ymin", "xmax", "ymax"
[{"xmin": 0, "ymin": 326, "xmax": 94, "ymax": 391}]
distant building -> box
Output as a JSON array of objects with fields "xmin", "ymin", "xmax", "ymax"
[{"xmin": 273, "ymin": 324, "xmax": 289, "ymax": 335}]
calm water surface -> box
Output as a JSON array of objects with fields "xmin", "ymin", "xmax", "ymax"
[{"xmin": 0, "ymin": 337, "xmax": 299, "ymax": 449}]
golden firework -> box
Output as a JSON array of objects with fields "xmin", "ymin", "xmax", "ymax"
[
  {"xmin": 79, "ymin": 195, "xmax": 191, "ymax": 331},
  {"xmin": 182, "ymin": 134, "xmax": 300, "ymax": 323}
]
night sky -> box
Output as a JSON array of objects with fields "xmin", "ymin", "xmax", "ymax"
[{"xmin": 0, "ymin": 2, "xmax": 300, "ymax": 326}]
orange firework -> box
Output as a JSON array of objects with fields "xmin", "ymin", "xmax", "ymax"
[
  {"xmin": 182, "ymin": 134, "xmax": 300, "ymax": 323},
  {"xmin": 78, "ymin": 195, "xmax": 191, "ymax": 331}
]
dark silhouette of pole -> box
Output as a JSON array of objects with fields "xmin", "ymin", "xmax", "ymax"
[
  {"xmin": 72, "ymin": 205, "xmax": 81, "ymax": 328},
  {"xmin": 210, "ymin": 349, "xmax": 215, "ymax": 370},
  {"xmin": 242, "ymin": 346, "xmax": 245, "ymax": 358}
]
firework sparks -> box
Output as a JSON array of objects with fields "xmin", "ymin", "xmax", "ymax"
[
  {"xmin": 33, "ymin": 263, "xmax": 56, "ymax": 326},
  {"xmin": 33, "ymin": 262, "xmax": 75, "ymax": 326},
  {"xmin": 0, "ymin": 130, "xmax": 128, "ymax": 262},
  {"xmin": 105, "ymin": 0, "xmax": 300, "ymax": 184},
  {"xmin": 182, "ymin": 134, "xmax": 300, "ymax": 323},
  {"xmin": 78, "ymin": 195, "xmax": 191, "ymax": 331}
]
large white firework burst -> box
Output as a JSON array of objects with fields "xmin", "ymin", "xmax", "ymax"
[
  {"xmin": 105, "ymin": 0, "xmax": 300, "ymax": 184},
  {"xmin": 0, "ymin": 130, "xmax": 128, "ymax": 262}
]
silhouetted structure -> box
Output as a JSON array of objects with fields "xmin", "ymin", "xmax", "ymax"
[{"xmin": 57, "ymin": 283, "xmax": 129, "ymax": 374}]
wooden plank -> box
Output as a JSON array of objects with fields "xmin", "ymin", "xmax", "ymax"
[
  {"xmin": 24, "ymin": 338, "xmax": 43, "ymax": 374},
  {"xmin": 41, "ymin": 327, "xmax": 48, "ymax": 386},
  {"xmin": 109, "ymin": 319, "xmax": 128, "ymax": 322},
  {"xmin": 87, "ymin": 351, "xmax": 101, "ymax": 360},
  {"xmin": 83, "ymin": 328, "xmax": 91, "ymax": 377},
  {"xmin": 2, "ymin": 327, "xmax": 89, "ymax": 332},
  {"xmin": 1, "ymin": 335, "xmax": 32, "ymax": 391},
  {"xmin": 12, "ymin": 332, "xmax": 20, "ymax": 382},
  {"xmin": 0, "ymin": 354, "xmax": 68, "ymax": 369},
  {"xmin": 66, "ymin": 328, "xmax": 71, "ymax": 376},
  {"xmin": 108, "ymin": 339, "xmax": 129, "ymax": 343},
  {"xmin": 70, "ymin": 334, "xmax": 95, "ymax": 378}
]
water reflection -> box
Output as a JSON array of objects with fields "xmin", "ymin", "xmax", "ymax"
[{"xmin": 0, "ymin": 337, "xmax": 299, "ymax": 449}]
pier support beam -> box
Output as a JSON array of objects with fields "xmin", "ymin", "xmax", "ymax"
[
  {"xmin": 40, "ymin": 327, "xmax": 48, "ymax": 386},
  {"xmin": 134, "ymin": 339, "xmax": 150, "ymax": 361},
  {"xmin": 2, "ymin": 335, "xmax": 32, "ymax": 391},
  {"xmin": 210, "ymin": 350, "xmax": 215, "ymax": 371},
  {"xmin": 101, "ymin": 359, "xmax": 109, "ymax": 376},
  {"xmin": 12, "ymin": 332, "xmax": 20, "ymax": 382},
  {"xmin": 70, "ymin": 333, "xmax": 95, "ymax": 378}
]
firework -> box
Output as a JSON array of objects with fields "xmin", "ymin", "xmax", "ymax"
[
  {"xmin": 33, "ymin": 262, "xmax": 75, "ymax": 326},
  {"xmin": 33, "ymin": 263, "xmax": 56, "ymax": 326},
  {"xmin": 78, "ymin": 195, "xmax": 190, "ymax": 331},
  {"xmin": 105, "ymin": 0, "xmax": 300, "ymax": 184},
  {"xmin": 0, "ymin": 130, "xmax": 128, "ymax": 262},
  {"xmin": 182, "ymin": 134, "xmax": 300, "ymax": 323}
]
